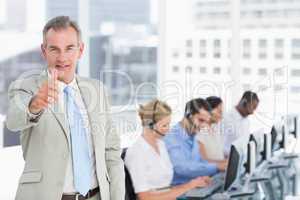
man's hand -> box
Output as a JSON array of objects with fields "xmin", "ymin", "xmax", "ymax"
[
  {"xmin": 189, "ymin": 176, "xmax": 212, "ymax": 188},
  {"xmin": 29, "ymin": 69, "xmax": 59, "ymax": 114},
  {"xmin": 216, "ymin": 160, "xmax": 228, "ymax": 172}
]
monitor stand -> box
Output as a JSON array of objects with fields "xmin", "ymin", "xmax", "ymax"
[{"xmin": 211, "ymin": 174, "xmax": 255, "ymax": 200}]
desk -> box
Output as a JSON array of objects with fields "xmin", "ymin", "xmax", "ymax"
[{"xmin": 186, "ymin": 157, "xmax": 300, "ymax": 200}]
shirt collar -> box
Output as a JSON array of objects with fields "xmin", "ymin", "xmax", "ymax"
[
  {"xmin": 175, "ymin": 122, "xmax": 195, "ymax": 142},
  {"xmin": 47, "ymin": 69, "xmax": 79, "ymax": 93},
  {"xmin": 233, "ymin": 107, "xmax": 245, "ymax": 120}
]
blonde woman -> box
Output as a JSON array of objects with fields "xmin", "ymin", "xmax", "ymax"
[{"xmin": 125, "ymin": 99, "xmax": 211, "ymax": 200}]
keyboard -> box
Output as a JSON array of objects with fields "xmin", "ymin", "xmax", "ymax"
[
  {"xmin": 211, "ymin": 172, "xmax": 225, "ymax": 181},
  {"xmin": 185, "ymin": 173, "xmax": 224, "ymax": 198}
]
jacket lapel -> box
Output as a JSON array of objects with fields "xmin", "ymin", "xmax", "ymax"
[
  {"xmin": 76, "ymin": 76, "xmax": 105, "ymax": 142},
  {"xmin": 37, "ymin": 70, "xmax": 70, "ymax": 144}
]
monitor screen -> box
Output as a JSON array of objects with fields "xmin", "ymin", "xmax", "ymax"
[
  {"xmin": 279, "ymin": 125, "xmax": 286, "ymax": 149},
  {"xmin": 290, "ymin": 116, "xmax": 297, "ymax": 138},
  {"xmin": 260, "ymin": 133, "xmax": 271, "ymax": 161},
  {"xmin": 270, "ymin": 125, "xmax": 281, "ymax": 152},
  {"xmin": 270, "ymin": 126, "xmax": 277, "ymax": 149},
  {"xmin": 224, "ymin": 145, "xmax": 240, "ymax": 191}
]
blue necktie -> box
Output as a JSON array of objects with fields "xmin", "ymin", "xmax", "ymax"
[{"xmin": 64, "ymin": 86, "xmax": 92, "ymax": 196}]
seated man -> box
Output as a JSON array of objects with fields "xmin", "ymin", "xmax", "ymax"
[
  {"xmin": 222, "ymin": 91, "xmax": 259, "ymax": 156},
  {"xmin": 164, "ymin": 98, "xmax": 226, "ymax": 185}
]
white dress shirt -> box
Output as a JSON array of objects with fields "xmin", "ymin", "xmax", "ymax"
[
  {"xmin": 48, "ymin": 73, "xmax": 99, "ymax": 193},
  {"xmin": 124, "ymin": 136, "xmax": 173, "ymax": 193},
  {"xmin": 221, "ymin": 108, "xmax": 250, "ymax": 156}
]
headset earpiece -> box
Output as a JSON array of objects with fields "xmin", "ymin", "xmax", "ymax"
[
  {"xmin": 148, "ymin": 100, "xmax": 159, "ymax": 129},
  {"xmin": 148, "ymin": 100, "xmax": 165, "ymax": 137},
  {"xmin": 184, "ymin": 101, "xmax": 192, "ymax": 118}
]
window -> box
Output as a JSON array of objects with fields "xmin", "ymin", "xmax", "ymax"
[
  {"xmin": 258, "ymin": 68, "xmax": 268, "ymax": 75},
  {"xmin": 186, "ymin": 39, "xmax": 193, "ymax": 47},
  {"xmin": 243, "ymin": 67, "xmax": 251, "ymax": 75},
  {"xmin": 243, "ymin": 39, "xmax": 251, "ymax": 58},
  {"xmin": 213, "ymin": 67, "xmax": 221, "ymax": 74},
  {"xmin": 172, "ymin": 65, "xmax": 179, "ymax": 73},
  {"xmin": 186, "ymin": 66, "xmax": 193, "ymax": 73},
  {"xmin": 290, "ymin": 86, "xmax": 300, "ymax": 93},
  {"xmin": 258, "ymin": 39, "xmax": 267, "ymax": 59},
  {"xmin": 274, "ymin": 39, "xmax": 284, "ymax": 59},
  {"xmin": 199, "ymin": 66, "xmax": 207, "ymax": 74},
  {"xmin": 186, "ymin": 51, "xmax": 193, "ymax": 58},
  {"xmin": 274, "ymin": 84, "xmax": 285, "ymax": 91},
  {"xmin": 291, "ymin": 39, "xmax": 300, "ymax": 59},
  {"xmin": 186, "ymin": 39, "xmax": 193, "ymax": 58},
  {"xmin": 172, "ymin": 50, "xmax": 179, "ymax": 58},
  {"xmin": 213, "ymin": 39, "xmax": 221, "ymax": 58},
  {"xmin": 199, "ymin": 40, "xmax": 206, "ymax": 58},
  {"xmin": 258, "ymin": 84, "xmax": 268, "ymax": 91},
  {"xmin": 291, "ymin": 69, "xmax": 300, "ymax": 77},
  {"xmin": 274, "ymin": 68, "xmax": 284, "ymax": 76}
]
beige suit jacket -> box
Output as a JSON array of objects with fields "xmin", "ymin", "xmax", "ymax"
[{"xmin": 6, "ymin": 71, "xmax": 125, "ymax": 200}]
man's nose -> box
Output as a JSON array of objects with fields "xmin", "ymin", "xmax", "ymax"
[{"xmin": 56, "ymin": 51, "xmax": 68, "ymax": 61}]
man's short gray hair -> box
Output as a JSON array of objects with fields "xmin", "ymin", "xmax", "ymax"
[{"xmin": 43, "ymin": 16, "xmax": 81, "ymax": 44}]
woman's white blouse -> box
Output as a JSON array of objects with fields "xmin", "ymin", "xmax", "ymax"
[{"xmin": 124, "ymin": 136, "xmax": 174, "ymax": 193}]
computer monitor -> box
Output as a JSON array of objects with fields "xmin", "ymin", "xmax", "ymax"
[
  {"xmin": 289, "ymin": 116, "xmax": 298, "ymax": 139},
  {"xmin": 248, "ymin": 131, "xmax": 271, "ymax": 163},
  {"xmin": 261, "ymin": 133, "xmax": 271, "ymax": 161},
  {"xmin": 230, "ymin": 134, "xmax": 250, "ymax": 176},
  {"xmin": 270, "ymin": 126, "xmax": 278, "ymax": 151},
  {"xmin": 224, "ymin": 145, "xmax": 240, "ymax": 191},
  {"xmin": 244, "ymin": 141, "xmax": 256, "ymax": 175},
  {"xmin": 248, "ymin": 130, "xmax": 264, "ymax": 165},
  {"xmin": 279, "ymin": 124, "xmax": 288, "ymax": 150}
]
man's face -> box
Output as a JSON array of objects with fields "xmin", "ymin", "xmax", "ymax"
[
  {"xmin": 41, "ymin": 26, "xmax": 84, "ymax": 83},
  {"xmin": 211, "ymin": 103, "xmax": 223, "ymax": 123},
  {"xmin": 246, "ymin": 100, "xmax": 259, "ymax": 115},
  {"xmin": 190, "ymin": 109, "xmax": 211, "ymax": 132}
]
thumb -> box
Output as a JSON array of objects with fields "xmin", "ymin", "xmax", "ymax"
[{"xmin": 50, "ymin": 68, "xmax": 58, "ymax": 81}]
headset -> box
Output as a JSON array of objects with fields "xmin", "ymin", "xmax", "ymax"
[
  {"xmin": 184, "ymin": 98, "xmax": 212, "ymax": 131},
  {"xmin": 184, "ymin": 99, "xmax": 200, "ymax": 130},
  {"xmin": 148, "ymin": 100, "xmax": 165, "ymax": 137}
]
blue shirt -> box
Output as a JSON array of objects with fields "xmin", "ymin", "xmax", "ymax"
[{"xmin": 164, "ymin": 122, "xmax": 218, "ymax": 185}]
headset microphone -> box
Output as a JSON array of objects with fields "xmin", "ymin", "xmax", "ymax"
[
  {"xmin": 153, "ymin": 129, "xmax": 165, "ymax": 137},
  {"xmin": 148, "ymin": 100, "xmax": 166, "ymax": 137}
]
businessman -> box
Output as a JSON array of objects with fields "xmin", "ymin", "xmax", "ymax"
[{"xmin": 6, "ymin": 16, "xmax": 125, "ymax": 200}]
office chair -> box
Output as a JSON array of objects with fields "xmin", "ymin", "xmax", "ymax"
[{"xmin": 121, "ymin": 149, "xmax": 137, "ymax": 200}]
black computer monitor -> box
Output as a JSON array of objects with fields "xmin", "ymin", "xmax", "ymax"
[
  {"xmin": 290, "ymin": 116, "xmax": 297, "ymax": 139},
  {"xmin": 248, "ymin": 131, "xmax": 264, "ymax": 165},
  {"xmin": 224, "ymin": 145, "xmax": 240, "ymax": 191},
  {"xmin": 279, "ymin": 125, "xmax": 286, "ymax": 149},
  {"xmin": 261, "ymin": 133, "xmax": 271, "ymax": 161},
  {"xmin": 243, "ymin": 141, "xmax": 257, "ymax": 175},
  {"xmin": 270, "ymin": 126, "xmax": 277, "ymax": 150}
]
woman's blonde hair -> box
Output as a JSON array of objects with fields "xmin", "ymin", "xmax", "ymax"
[{"xmin": 138, "ymin": 99, "xmax": 172, "ymax": 127}]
